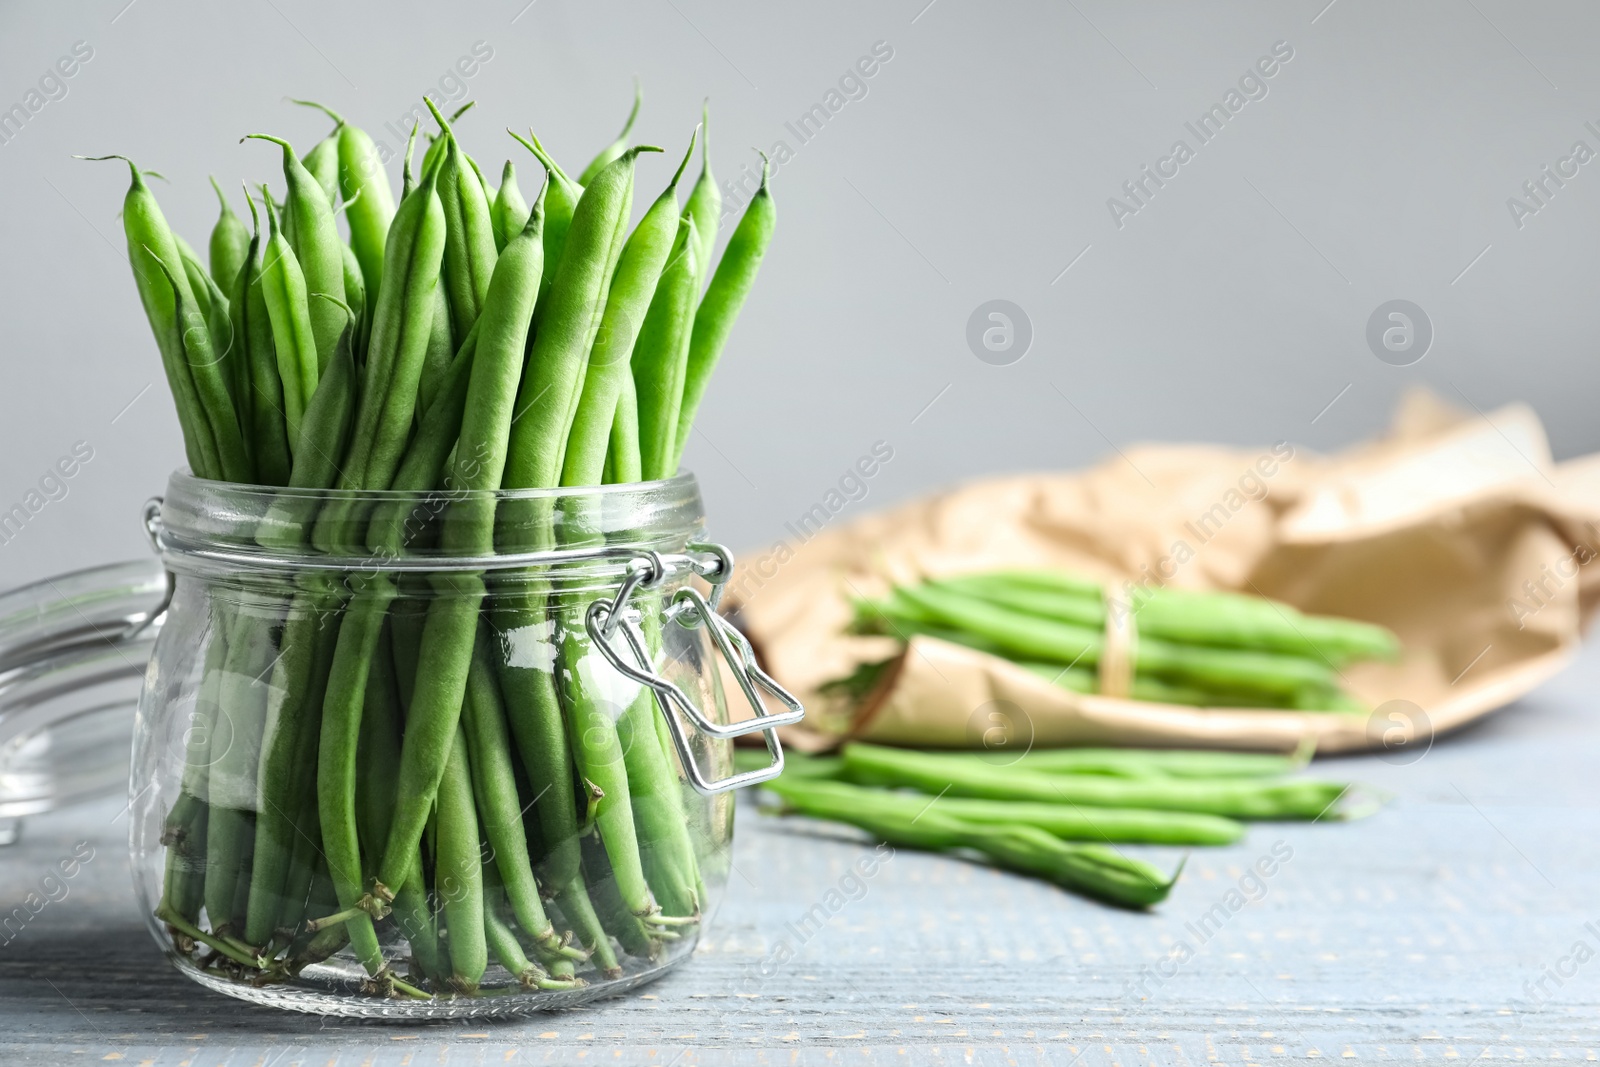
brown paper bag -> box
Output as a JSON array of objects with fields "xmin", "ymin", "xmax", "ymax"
[{"xmin": 730, "ymin": 391, "xmax": 1600, "ymax": 754}]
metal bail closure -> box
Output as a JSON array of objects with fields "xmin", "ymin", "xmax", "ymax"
[{"xmin": 585, "ymin": 543, "xmax": 804, "ymax": 795}]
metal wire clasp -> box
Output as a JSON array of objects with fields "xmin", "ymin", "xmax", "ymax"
[{"xmin": 586, "ymin": 541, "xmax": 803, "ymax": 795}]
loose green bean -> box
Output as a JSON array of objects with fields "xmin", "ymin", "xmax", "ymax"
[
  {"xmin": 764, "ymin": 775, "xmax": 1246, "ymax": 845},
  {"xmin": 842, "ymin": 743, "xmax": 1356, "ymax": 820}
]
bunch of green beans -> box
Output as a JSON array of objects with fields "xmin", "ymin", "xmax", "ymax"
[
  {"xmin": 846, "ymin": 571, "xmax": 1400, "ymax": 712},
  {"xmin": 742, "ymin": 743, "xmax": 1377, "ymax": 909},
  {"xmin": 90, "ymin": 84, "xmax": 775, "ymax": 998}
]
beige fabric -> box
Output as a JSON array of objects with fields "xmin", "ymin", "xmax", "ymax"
[{"xmin": 730, "ymin": 391, "xmax": 1600, "ymax": 754}]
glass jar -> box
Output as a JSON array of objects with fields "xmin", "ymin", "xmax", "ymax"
[{"xmin": 131, "ymin": 470, "xmax": 800, "ymax": 1018}]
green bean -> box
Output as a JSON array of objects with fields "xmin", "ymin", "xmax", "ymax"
[
  {"xmin": 482, "ymin": 865, "xmax": 577, "ymax": 991},
  {"xmin": 300, "ymin": 126, "xmax": 341, "ymax": 207},
  {"xmin": 289, "ymin": 101, "xmax": 397, "ymax": 323},
  {"xmin": 1017, "ymin": 745, "xmax": 1312, "ymax": 780},
  {"xmin": 415, "ymin": 281, "xmax": 454, "ymax": 420},
  {"xmin": 157, "ymin": 792, "xmax": 209, "ymax": 929},
  {"xmin": 401, "ymin": 121, "xmax": 422, "ymax": 200},
  {"xmin": 619, "ymin": 682, "xmax": 700, "ymax": 916},
  {"xmin": 554, "ymin": 879, "xmax": 621, "ymax": 979},
  {"xmin": 935, "ymin": 572, "xmax": 1400, "ymax": 666},
  {"xmin": 285, "ymin": 299, "xmax": 357, "ymax": 490},
  {"xmin": 463, "ymin": 628, "xmax": 576, "ymax": 958},
  {"xmin": 243, "ymin": 602, "xmax": 340, "ymax": 948},
  {"xmin": 316, "ymin": 585, "xmax": 394, "ymax": 976},
  {"xmin": 578, "ymin": 77, "xmax": 642, "ymax": 185},
  {"xmin": 340, "ymin": 242, "xmax": 367, "ymax": 359},
  {"xmin": 467, "ymin": 153, "xmax": 495, "ymax": 209},
  {"xmin": 355, "ymin": 622, "xmax": 404, "ymax": 880},
  {"xmin": 203, "ymin": 604, "xmax": 278, "ymax": 937},
  {"xmin": 334, "ymin": 160, "xmax": 446, "ymax": 494},
  {"xmin": 490, "ymin": 160, "xmax": 531, "ymax": 254},
  {"xmin": 421, "ymin": 100, "xmax": 476, "ymax": 176},
  {"xmin": 147, "ymin": 251, "xmax": 253, "ymax": 483},
  {"xmin": 579, "ymin": 830, "xmax": 656, "ymax": 959},
  {"xmin": 683, "ymin": 100, "xmax": 720, "ymax": 292},
  {"xmin": 764, "ymin": 775, "xmax": 1245, "ymax": 845},
  {"xmin": 373, "ymin": 180, "xmax": 547, "ymax": 902},
  {"xmin": 891, "ymin": 582, "xmax": 1340, "ymax": 699},
  {"xmin": 424, "ymin": 98, "xmax": 496, "ymax": 345},
  {"xmin": 437, "ymin": 725, "xmax": 487, "ymax": 992},
  {"xmin": 392, "ymin": 866, "xmax": 446, "ymax": 986},
  {"xmin": 178, "ymin": 240, "xmax": 243, "ymax": 419},
  {"xmin": 508, "ymin": 128, "xmax": 584, "ymax": 321},
  {"xmin": 257, "ymin": 194, "xmax": 319, "ymax": 450},
  {"xmin": 85, "ymin": 155, "xmax": 247, "ymax": 481},
  {"xmin": 563, "ymin": 128, "xmax": 696, "ymax": 486},
  {"xmin": 842, "ymin": 743, "xmax": 1357, "ymax": 820},
  {"xmin": 232, "ymin": 189, "xmax": 293, "ymax": 485},
  {"xmin": 244, "ymin": 134, "xmax": 347, "ymax": 375},
  {"xmin": 631, "ymin": 215, "xmax": 698, "ymax": 481},
  {"xmin": 607, "ymin": 373, "xmax": 642, "ymax": 482},
  {"xmin": 771, "ymin": 778, "xmax": 1174, "ymax": 907},
  {"xmin": 207, "ymin": 176, "xmax": 251, "ymax": 293},
  {"xmin": 673, "ymin": 152, "xmax": 774, "ymax": 470}
]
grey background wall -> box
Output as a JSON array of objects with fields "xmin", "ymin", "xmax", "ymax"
[{"xmin": 0, "ymin": 0, "xmax": 1595, "ymax": 589}]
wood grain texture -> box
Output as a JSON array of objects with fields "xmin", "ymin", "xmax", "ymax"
[{"xmin": 1, "ymin": 643, "xmax": 1597, "ymax": 1065}]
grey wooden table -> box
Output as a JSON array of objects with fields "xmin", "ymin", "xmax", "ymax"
[{"xmin": 2, "ymin": 644, "xmax": 1597, "ymax": 1066}]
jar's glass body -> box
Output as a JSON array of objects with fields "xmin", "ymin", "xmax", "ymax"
[{"xmin": 131, "ymin": 472, "xmax": 739, "ymax": 1017}]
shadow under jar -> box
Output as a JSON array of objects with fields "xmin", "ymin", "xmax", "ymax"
[{"xmin": 130, "ymin": 469, "xmax": 799, "ymax": 1018}]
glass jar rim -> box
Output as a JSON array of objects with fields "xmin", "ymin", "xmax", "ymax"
[{"xmin": 154, "ymin": 468, "xmax": 707, "ymax": 579}]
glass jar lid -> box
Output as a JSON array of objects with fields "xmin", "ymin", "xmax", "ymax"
[{"xmin": 0, "ymin": 557, "xmax": 168, "ymax": 832}]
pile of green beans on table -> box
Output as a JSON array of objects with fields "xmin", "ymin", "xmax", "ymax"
[
  {"xmin": 844, "ymin": 570, "xmax": 1401, "ymax": 711},
  {"xmin": 88, "ymin": 89, "xmax": 774, "ymax": 997},
  {"xmin": 742, "ymin": 742, "xmax": 1378, "ymax": 909}
]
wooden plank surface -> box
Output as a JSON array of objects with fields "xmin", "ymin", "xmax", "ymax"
[{"xmin": 1, "ymin": 643, "xmax": 1596, "ymax": 1065}]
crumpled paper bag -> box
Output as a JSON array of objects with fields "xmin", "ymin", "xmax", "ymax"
[{"xmin": 729, "ymin": 391, "xmax": 1600, "ymax": 754}]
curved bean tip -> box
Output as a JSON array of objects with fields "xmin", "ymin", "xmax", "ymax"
[
  {"xmin": 241, "ymin": 180, "xmax": 261, "ymax": 235},
  {"xmin": 75, "ymin": 153, "xmax": 144, "ymax": 185},
  {"xmin": 669, "ymin": 126, "xmax": 699, "ymax": 188},
  {"xmin": 287, "ymin": 97, "xmax": 346, "ymax": 129},
  {"xmin": 423, "ymin": 96, "xmax": 452, "ymax": 140}
]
